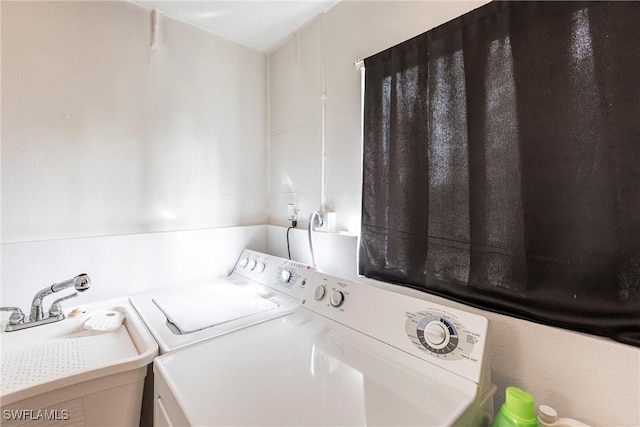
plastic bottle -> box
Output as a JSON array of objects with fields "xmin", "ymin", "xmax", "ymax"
[
  {"xmin": 491, "ymin": 386, "xmax": 538, "ymax": 427},
  {"xmin": 537, "ymin": 405, "xmax": 590, "ymax": 427}
]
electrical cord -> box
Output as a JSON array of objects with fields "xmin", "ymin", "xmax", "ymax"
[{"xmin": 286, "ymin": 220, "xmax": 297, "ymax": 260}]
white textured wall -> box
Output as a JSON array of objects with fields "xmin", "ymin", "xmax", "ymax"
[
  {"xmin": 267, "ymin": 1, "xmax": 640, "ymax": 426},
  {"xmin": 3, "ymin": 225, "xmax": 268, "ymax": 310},
  {"xmin": 1, "ymin": 1, "xmax": 267, "ymax": 303},
  {"xmin": 2, "ymin": 1, "xmax": 267, "ymax": 243}
]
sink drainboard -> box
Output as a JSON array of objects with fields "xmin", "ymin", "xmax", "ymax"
[
  {"xmin": 2, "ymin": 339, "xmax": 87, "ymax": 393},
  {"xmin": 1, "ymin": 300, "xmax": 159, "ymax": 427}
]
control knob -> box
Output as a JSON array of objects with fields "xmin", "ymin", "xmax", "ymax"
[
  {"xmin": 247, "ymin": 259, "xmax": 257, "ymax": 270},
  {"xmin": 313, "ymin": 285, "xmax": 326, "ymax": 301},
  {"xmin": 424, "ymin": 322, "xmax": 447, "ymax": 346},
  {"xmin": 256, "ymin": 263, "xmax": 266, "ymax": 273},
  {"xmin": 414, "ymin": 316, "xmax": 459, "ymax": 354},
  {"xmin": 238, "ymin": 258, "xmax": 249, "ymax": 268},
  {"xmin": 405, "ymin": 311, "xmax": 471, "ymax": 359},
  {"xmin": 280, "ymin": 269, "xmax": 292, "ymax": 283},
  {"xmin": 330, "ymin": 290, "xmax": 345, "ymax": 308}
]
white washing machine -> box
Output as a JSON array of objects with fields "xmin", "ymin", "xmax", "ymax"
[
  {"xmin": 153, "ymin": 272, "xmax": 496, "ymax": 426},
  {"xmin": 129, "ymin": 249, "xmax": 314, "ymax": 354}
]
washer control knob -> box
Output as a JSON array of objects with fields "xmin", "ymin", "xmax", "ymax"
[
  {"xmin": 407, "ymin": 313, "xmax": 462, "ymax": 356},
  {"xmin": 280, "ymin": 269, "xmax": 292, "ymax": 283},
  {"xmin": 330, "ymin": 290, "xmax": 345, "ymax": 308},
  {"xmin": 424, "ymin": 322, "xmax": 447, "ymax": 346},
  {"xmin": 247, "ymin": 259, "xmax": 257, "ymax": 270},
  {"xmin": 239, "ymin": 258, "xmax": 249, "ymax": 268},
  {"xmin": 314, "ymin": 285, "xmax": 326, "ymax": 301},
  {"xmin": 256, "ymin": 263, "xmax": 266, "ymax": 273}
]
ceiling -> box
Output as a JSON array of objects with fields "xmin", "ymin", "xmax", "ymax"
[{"xmin": 131, "ymin": 1, "xmax": 340, "ymax": 52}]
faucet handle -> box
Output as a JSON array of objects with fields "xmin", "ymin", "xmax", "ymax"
[
  {"xmin": 48, "ymin": 292, "xmax": 79, "ymax": 317},
  {"xmin": 1, "ymin": 307, "xmax": 26, "ymax": 325}
]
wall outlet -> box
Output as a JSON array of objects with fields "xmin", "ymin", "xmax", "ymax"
[
  {"xmin": 316, "ymin": 211, "xmax": 336, "ymax": 233},
  {"xmin": 287, "ymin": 204, "xmax": 298, "ymax": 222}
]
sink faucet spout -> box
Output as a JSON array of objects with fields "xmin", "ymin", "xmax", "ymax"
[{"xmin": 30, "ymin": 274, "xmax": 91, "ymax": 322}]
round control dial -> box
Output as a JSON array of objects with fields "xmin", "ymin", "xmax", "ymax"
[
  {"xmin": 280, "ymin": 269, "xmax": 292, "ymax": 283},
  {"xmin": 314, "ymin": 285, "xmax": 326, "ymax": 301},
  {"xmin": 424, "ymin": 322, "xmax": 447, "ymax": 345},
  {"xmin": 416, "ymin": 316, "xmax": 458, "ymax": 353},
  {"xmin": 417, "ymin": 317, "xmax": 458, "ymax": 352},
  {"xmin": 256, "ymin": 263, "xmax": 266, "ymax": 273},
  {"xmin": 247, "ymin": 259, "xmax": 257, "ymax": 270},
  {"xmin": 329, "ymin": 290, "xmax": 345, "ymax": 308},
  {"xmin": 405, "ymin": 310, "xmax": 477, "ymax": 360},
  {"xmin": 238, "ymin": 258, "xmax": 249, "ymax": 268}
]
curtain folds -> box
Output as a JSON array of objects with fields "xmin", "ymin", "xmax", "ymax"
[{"xmin": 360, "ymin": 1, "xmax": 640, "ymax": 346}]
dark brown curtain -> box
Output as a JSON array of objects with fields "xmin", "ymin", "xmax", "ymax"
[{"xmin": 361, "ymin": 1, "xmax": 640, "ymax": 347}]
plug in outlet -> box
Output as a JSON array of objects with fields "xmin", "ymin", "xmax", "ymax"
[
  {"xmin": 315, "ymin": 210, "xmax": 336, "ymax": 233},
  {"xmin": 287, "ymin": 204, "xmax": 299, "ymax": 222},
  {"xmin": 311, "ymin": 211, "xmax": 324, "ymax": 228}
]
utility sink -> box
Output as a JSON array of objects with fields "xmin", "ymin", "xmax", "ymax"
[{"xmin": 1, "ymin": 297, "xmax": 158, "ymax": 426}]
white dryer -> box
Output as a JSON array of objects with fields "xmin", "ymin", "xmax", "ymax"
[
  {"xmin": 129, "ymin": 249, "xmax": 313, "ymax": 354},
  {"xmin": 153, "ymin": 272, "xmax": 496, "ymax": 426}
]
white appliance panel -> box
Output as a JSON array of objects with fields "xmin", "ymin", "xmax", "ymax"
[
  {"xmin": 155, "ymin": 312, "xmax": 477, "ymax": 426},
  {"xmin": 153, "ymin": 272, "xmax": 495, "ymax": 426},
  {"xmin": 304, "ymin": 274, "xmax": 490, "ymax": 384},
  {"xmin": 129, "ymin": 249, "xmax": 313, "ymax": 353}
]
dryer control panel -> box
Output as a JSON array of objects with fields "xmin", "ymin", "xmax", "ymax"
[
  {"xmin": 302, "ymin": 272, "xmax": 489, "ymax": 384},
  {"xmin": 404, "ymin": 309, "xmax": 479, "ymax": 361},
  {"xmin": 233, "ymin": 249, "xmax": 314, "ymax": 300}
]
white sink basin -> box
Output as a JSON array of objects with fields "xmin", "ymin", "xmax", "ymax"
[{"xmin": 1, "ymin": 297, "xmax": 158, "ymax": 426}]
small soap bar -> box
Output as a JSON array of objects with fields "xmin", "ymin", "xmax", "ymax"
[{"xmin": 84, "ymin": 310, "xmax": 125, "ymax": 332}]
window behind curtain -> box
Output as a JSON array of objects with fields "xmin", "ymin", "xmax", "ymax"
[{"xmin": 360, "ymin": 1, "xmax": 640, "ymax": 347}]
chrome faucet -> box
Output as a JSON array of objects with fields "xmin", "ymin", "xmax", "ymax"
[
  {"xmin": 1, "ymin": 274, "xmax": 90, "ymax": 332},
  {"xmin": 30, "ymin": 274, "xmax": 90, "ymax": 321}
]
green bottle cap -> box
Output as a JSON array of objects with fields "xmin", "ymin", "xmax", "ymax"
[{"xmin": 503, "ymin": 386, "xmax": 538, "ymax": 427}]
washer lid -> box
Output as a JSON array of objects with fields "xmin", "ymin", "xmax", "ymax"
[{"xmin": 152, "ymin": 283, "xmax": 278, "ymax": 334}]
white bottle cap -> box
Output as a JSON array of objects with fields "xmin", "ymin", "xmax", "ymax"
[{"xmin": 539, "ymin": 405, "xmax": 559, "ymax": 425}]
